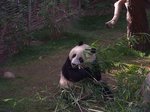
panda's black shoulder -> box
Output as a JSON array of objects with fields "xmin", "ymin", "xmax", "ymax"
[{"xmin": 78, "ymin": 41, "xmax": 84, "ymax": 46}]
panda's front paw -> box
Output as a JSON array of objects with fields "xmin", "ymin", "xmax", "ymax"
[{"xmin": 59, "ymin": 73, "xmax": 73, "ymax": 89}]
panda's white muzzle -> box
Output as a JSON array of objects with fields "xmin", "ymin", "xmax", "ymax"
[{"xmin": 71, "ymin": 59, "xmax": 82, "ymax": 69}]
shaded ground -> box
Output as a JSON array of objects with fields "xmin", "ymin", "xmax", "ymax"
[{"xmin": 1, "ymin": 49, "xmax": 70, "ymax": 98}]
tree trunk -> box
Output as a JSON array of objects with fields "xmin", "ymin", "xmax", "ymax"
[{"xmin": 128, "ymin": 0, "xmax": 150, "ymax": 52}]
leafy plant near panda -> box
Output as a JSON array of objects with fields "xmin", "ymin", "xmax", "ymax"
[
  {"xmin": 82, "ymin": 47, "xmax": 101, "ymax": 81},
  {"xmin": 46, "ymin": 66, "xmax": 147, "ymax": 112},
  {"xmin": 91, "ymin": 37, "xmax": 145, "ymax": 73},
  {"xmin": 53, "ymin": 79, "xmax": 113, "ymax": 112}
]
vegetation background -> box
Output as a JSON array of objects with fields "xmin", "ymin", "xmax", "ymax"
[{"xmin": 0, "ymin": 0, "xmax": 150, "ymax": 112}]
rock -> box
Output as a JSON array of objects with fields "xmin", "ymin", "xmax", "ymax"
[{"xmin": 3, "ymin": 71, "xmax": 15, "ymax": 79}]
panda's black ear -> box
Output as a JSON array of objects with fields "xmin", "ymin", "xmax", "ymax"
[
  {"xmin": 78, "ymin": 41, "xmax": 84, "ymax": 46},
  {"xmin": 91, "ymin": 48, "xmax": 96, "ymax": 53}
]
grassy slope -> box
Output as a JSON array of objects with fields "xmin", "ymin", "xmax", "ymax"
[{"xmin": 4, "ymin": 14, "xmax": 126, "ymax": 67}]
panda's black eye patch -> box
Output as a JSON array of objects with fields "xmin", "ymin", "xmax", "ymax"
[
  {"xmin": 91, "ymin": 48, "xmax": 96, "ymax": 53},
  {"xmin": 72, "ymin": 54, "xmax": 76, "ymax": 58},
  {"xmin": 79, "ymin": 57, "xmax": 84, "ymax": 63}
]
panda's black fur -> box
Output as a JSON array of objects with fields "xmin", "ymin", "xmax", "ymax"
[{"xmin": 62, "ymin": 57, "xmax": 101, "ymax": 82}]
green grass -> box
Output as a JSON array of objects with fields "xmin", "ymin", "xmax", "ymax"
[
  {"xmin": 0, "ymin": 96, "xmax": 51, "ymax": 112},
  {"xmin": 4, "ymin": 32, "xmax": 90, "ymax": 66},
  {"xmin": 105, "ymin": 66, "xmax": 147, "ymax": 112},
  {"xmin": 75, "ymin": 13, "xmax": 126, "ymax": 31},
  {"xmin": 30, "ymin": 27, "xmax": 53, "ymax": 41}
]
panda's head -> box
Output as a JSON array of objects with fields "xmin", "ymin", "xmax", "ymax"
[{"xmin": 69, "ymin": 42, "xmax": 96, "ymax": 68}]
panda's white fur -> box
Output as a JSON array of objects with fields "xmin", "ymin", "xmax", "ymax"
[
  {"xmin": 59, "ymin": 72, "xmax": 73, "ymax": 88},
  {"xmin": 69, "ymin": 44, "xmax": 96, "ymax": 68}
]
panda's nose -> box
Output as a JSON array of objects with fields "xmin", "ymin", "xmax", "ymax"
[
  {"xmin": 72, "ymin": 63, "xmax": 76, "ymax": 66},
  {"xmin": 72, "ymin": 63, "xmax": 78, "ymax": 68},
  {"xmin": 71, "ymin": 59, "xmax": 80, "ymax": 67}
]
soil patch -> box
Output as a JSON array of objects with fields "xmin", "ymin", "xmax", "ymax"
[{"xmin": 1, "ymin": 49, "xmax": 70, "ymax": 97}]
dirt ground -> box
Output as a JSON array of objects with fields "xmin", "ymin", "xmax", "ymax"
[{"xmin": 2, "ymin": 50, "xmax": 70, "ymax": 97}]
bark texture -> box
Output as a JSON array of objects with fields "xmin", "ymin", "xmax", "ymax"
[{"xmin": 128, "ymin": 0, "xmax": 150, "ymax": 52}]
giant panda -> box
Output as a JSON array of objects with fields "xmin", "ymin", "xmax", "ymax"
[
  {"xmin": 59, "ymin": 41, "xmax": 101, "ymax": 88},
  {"xmin": 59, "ymin": 42, "xmax": 113, "ymax": 99}
]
